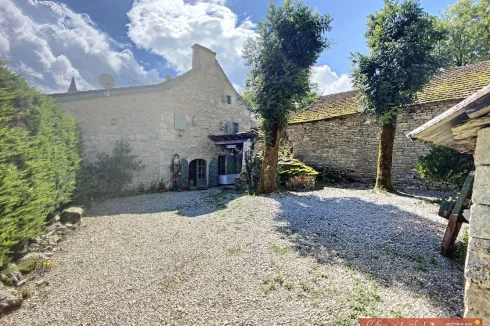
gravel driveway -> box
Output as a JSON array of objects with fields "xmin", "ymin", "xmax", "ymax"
[{"xmin": 2, "ymin": 187, "xmax": 466, "ymax": 325}]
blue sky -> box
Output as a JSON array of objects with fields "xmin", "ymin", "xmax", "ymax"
[{"xmin": 0, "ymin": 0, "xmax": 455, "ymax": 94}]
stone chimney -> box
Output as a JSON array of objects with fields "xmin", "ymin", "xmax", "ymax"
[
  {"xmin": 165, "ymin": 75, "xmax": 171, "ymax": 81},
  {"xmin": 192, "ymin": 44, "xmax": 217, "ymax": 70}
]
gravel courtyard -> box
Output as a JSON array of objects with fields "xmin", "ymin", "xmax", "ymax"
[{"xmin": 3, "ymin": 187, "xmax": 467, "ymax": 325}]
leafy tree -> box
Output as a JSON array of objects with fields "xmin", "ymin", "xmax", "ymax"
[
  {"xmin": 415, "ymin": 145, "xmax": 474, "ymax": 187},
  {"xmin": 240, "ymin": 89, "xmax": 256, "ymax": 110},
  {"xmin": 243, "ymin": 0, "xmax": 332, "ymax": 194},
  {"xmin": 295, "ymin": 86, "xmax": 321, "ymax": 111},
  {"xmin": 436, "ymin": 0, "xmax": 490, "ymax": 67},
  {"xmin": 351, "ymin": 0, "xmax": 443, "ymax": 191}
]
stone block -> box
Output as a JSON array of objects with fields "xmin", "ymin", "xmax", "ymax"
[
  {"xmin": 470, "ymin": 204, "xmax": 490, "ymax": 240},
  {"xmin": 473, "ymin": 166, "xmax": 490, "ymax": 205},
  {"xmin": 60, "ymin": 207, "xmax": 84, "ymax": 225},
  {"xmin": 475, "ymin": 128, "xmax": 490, "ymax": 166},
  {"xmin": 465, "ymin": 237, "xmax": 490, "ymax": 285},
  {"xmin": 464, "ymin": 280, "xmax": 490, "ymax": 322}
]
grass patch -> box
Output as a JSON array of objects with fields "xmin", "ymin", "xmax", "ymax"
[
  {"xmin": 456, "ymin": 229, "xmax": 469, "ymax": 260},
  {"xmin": 1, "ymin": 256, "xmax": 40, "ymax": 285},
  {"xmin": 269, "ymin": 243, "xmax": 288, "ymax": 255},
  {"xmin": 203, "ymin": 191, "xmax": 231, "ymax": 208},
  {"xmin": 348, "ymin": 280, "xmax": 380, "ymax": 315},
  {"xmin": 332, "ymin": 316, "xmax": 355, "ymax": 326},
  {"xmin": 20, "ymin": 287, "xmax": 31, "ymax": 299},
  {"xmin": 261, "ymin": 275, "xmax": 287, "ymax": 295},
  {"xmin": 334, "ymin": 279, "xmax": 381, "ymax": 325},
  {"xmin": 284, "ymin": 282, "xmax": 294, "ymax": 290},
  {"xmin": 390, "ymin": 310, "xmax": 403, "ymax": 318},
  {"xmin": 160, "ymin": 274, "xmax": 188, "ymax": 291},
  {"xmin": 226, "ymin": 246, "xmax": 243, "ymax": 255}
]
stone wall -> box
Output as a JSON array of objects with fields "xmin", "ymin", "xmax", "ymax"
[
  {"xmin": 465, "ymin": 127, "xmax": 490, "ymax": 321},
  {"xmin": 287, "ymin": 100, "xmax": 460, "ymax": 190},
  {"xmin": 56, "ymin": 47, "xmax": 251, "ymax": 188}
]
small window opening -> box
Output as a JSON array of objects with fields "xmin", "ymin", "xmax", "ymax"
[
  {"xmin": 226, "ymin": 95, "xmax": 232, "ymax": 104},
  {"xmin": 233, "ymin": 122, "xmax": 239, "ymax": 134}
]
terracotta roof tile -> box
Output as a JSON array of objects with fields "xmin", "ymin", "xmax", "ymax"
[{"xmin": 290, "ymin": 60, "xmax": 490, "ymax": 124}]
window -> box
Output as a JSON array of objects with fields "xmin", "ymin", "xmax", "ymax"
[
  {"xmin": 226, "ymin": 95, "xmax": 232, "ymax": 104},
  {"xmin": 233, "ymin": 122, "xmax": 239, "ymax": 134}
]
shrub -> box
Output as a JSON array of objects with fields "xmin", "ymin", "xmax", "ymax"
[
  {"xmin": 244, "ymin": 141, "xmax": 262, "ymax": 193},
  {"xmin": 415, "ymin": 145, "xmax": 474, "ymax": 187},
  {"xmin": 0, "ymin": 63, "xmax": 81, "ymax": 266},
  {"xmin": 77, "ymin": 140, "xmax": 142, "ymax": 200}
]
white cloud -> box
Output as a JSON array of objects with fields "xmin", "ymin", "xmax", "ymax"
[
  {"xmin": 126, "ymin": 0, "xmax": 351, "ymax": 95},
  {"xmin": 0, "ymin": 0, "xmax": 161, "ymax": 93},
  {"xmin": 311, "ymin": 65, "xmax": 353, "ymax": 95},
  {"xmin": 0, "ymin": 0, "xmax": 352, "ymax": 96},
  {"xmin": 127, "ymin": 0, "xmax": 257, "ymax": 88}
]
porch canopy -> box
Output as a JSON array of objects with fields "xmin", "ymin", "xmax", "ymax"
[
  {"xmin": 208, "ymin": 129, "xmax": 258, "ymax": 145},
  {"xmin": 407, "ymin": 84, "xmax": 490, "ymax": 153}
]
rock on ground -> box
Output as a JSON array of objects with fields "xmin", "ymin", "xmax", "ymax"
[
  {"xmin": 0, "ymin": 188, "xmax": 467, "ymax": 325},
  {"xmin": 59, "ymin": 207, "xmax": 83, "ymax": 225},
  {"xmin": 0, "ymin": 284, "xmax": 22, "ymax": 314}
]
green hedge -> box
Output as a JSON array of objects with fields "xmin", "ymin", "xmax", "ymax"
[{"xmin": 0, "ymin": 64, "xmax": 81, "ymax": 266}]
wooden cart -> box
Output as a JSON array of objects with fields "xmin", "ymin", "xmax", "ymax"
[{"xmin": 438, "ymin": 171, "xmax": 474, "ymax": 257}]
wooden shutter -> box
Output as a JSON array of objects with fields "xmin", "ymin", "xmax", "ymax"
[{"xmin": 208, "ymin": 158, "xmax": 218, "ymax": 187}]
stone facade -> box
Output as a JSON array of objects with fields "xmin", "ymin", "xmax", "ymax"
[
  {"xmin": 287, "ymin": 100, "xmax": 460, "ymax": 190},
  {"xmin": 465, "ymin": 127, "xmax": 490, "ymax": 322},
  {"xmin": 53, "ymin": 45, "xmax": 251, "ymax": 188}
]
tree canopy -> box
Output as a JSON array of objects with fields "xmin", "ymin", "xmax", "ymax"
[
  {"xmin": 352, "ymin": 0, "xmax": 443, "ymax": 123},
  {"xmin": 436, "ymin": 0, "xmax": 490, "ymax": 67},
  {"xmin": 243, "ymin": 0, "xmax": 332, "ymax": 137},
  {"xmin": 351, "ymin": 0, "xmax": 443, "ymax": 191}
]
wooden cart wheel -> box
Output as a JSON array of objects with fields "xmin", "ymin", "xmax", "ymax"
[
  {"xmin": 440, "ymin": 171, "xmax": 474, "ymax": 257},
  {"xmin": 441, "ymin": 213, "xmax": 463, "ymax": 256}
]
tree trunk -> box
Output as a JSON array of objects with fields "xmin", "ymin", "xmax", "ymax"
[
  {"xmin": 375, "ymin": 120, "xmax": 397, "ymax": 192},
  {"xmin": 258, "ymin": 121, "xmax": 282, "ymax": 194}
]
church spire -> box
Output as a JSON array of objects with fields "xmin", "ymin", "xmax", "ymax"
[{"xmin": 67, "ymin": 76, "xmax": 77, "ymax": 93}]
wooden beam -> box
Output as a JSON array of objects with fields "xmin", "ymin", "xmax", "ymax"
[
  {"xmin": 454, "ymin": 137, "xmax": 477, "ymax": 153},
  {"xmin": 466, "ymin": 93, "xmax": 490, "ymax": 119},
  {"xmin": 452, "ymin": 115, "xmax": 490, "ymax": 140},
  {"xmin": 214, "ymin": 139, "xmax": 247, "ymax": 145}
]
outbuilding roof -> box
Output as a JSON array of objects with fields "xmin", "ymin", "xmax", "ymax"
[
  {"xmin": 407, "ymin": 83, "xmax": 490, "ymax": 153},
  {"xmin": 290, "ymin": 60, "xmax": 490, "ymax": 124}
]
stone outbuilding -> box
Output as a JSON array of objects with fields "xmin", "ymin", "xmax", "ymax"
[
  {"xmin": 408, "ymin": 84, "xmax": 490, "ymax": 322},
  {"xmin": 287, "ymin": 61, "xmax": 490, "ymax": 190},
  {"xmin": 52, "ymin": 44, "xmax": 254, "ymax": 189}
]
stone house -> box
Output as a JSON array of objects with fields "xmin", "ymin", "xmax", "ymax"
[
  {"xmin": 287, "ymin": 61, "xmax": 490, "ymax": 190},
  {"xmin": 408, "ymin": 84, "xmax": 490, "ymax": 321},
  {"xmin": 52, "ymin": 44, "xmax": 253, "ymax": 189}
]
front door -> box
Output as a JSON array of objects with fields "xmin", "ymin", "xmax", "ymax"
[{"xmin": 196, "ymin": 159, "xmax": 206, "ymax": 188}]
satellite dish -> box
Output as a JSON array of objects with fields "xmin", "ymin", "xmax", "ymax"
[{"xmin": 99, "ymin": 73, "xmax": 115, "ymax": 96}]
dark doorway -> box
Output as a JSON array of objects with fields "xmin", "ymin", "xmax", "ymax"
[{"xmin": 189, "ymin": 159, "xmax": 207, "ymax": 188}]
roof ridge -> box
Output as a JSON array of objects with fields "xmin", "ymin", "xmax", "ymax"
[
  {"xmin": 318, "ymin": 90, "xmax": 358, "ymax": 98},
  {"xmin": 291, "ymin": 60, "xmax": 490, "ymax": 124}
]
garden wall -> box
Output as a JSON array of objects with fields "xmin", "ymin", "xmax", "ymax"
[{"xmin": 287, "ymin": 100, "xmax": 461, "ymax": 190}]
